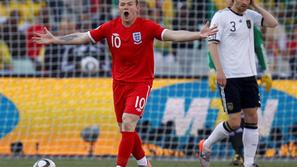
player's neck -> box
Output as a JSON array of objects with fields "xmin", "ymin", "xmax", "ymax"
[
  {"xmin": 230, "ymin": 6, "xmax": 244, "ymax": 15},
  {"xmin": 122, "ymin": 17, "xmax": 137, "ymax": 27}
]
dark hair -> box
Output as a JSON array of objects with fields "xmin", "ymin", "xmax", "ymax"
[{"xmin": 119, "ymin": 0, "xmax": 139, "ymax": 5}]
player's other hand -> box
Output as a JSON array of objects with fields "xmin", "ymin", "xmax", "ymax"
[
  {"xmin": 32, "ymin": 27, "xmax": 56, "ymax": 44},
  {"xmin": 261, "ymin": 70, "xmax": 272, "ymax": 92},
  {"xmin": 200, "ymin": 21, "xmax": 218, "ymax": 39},
  {"xmin": 208, "ymin": 69, "xmax": 217, "ymax": 92}
]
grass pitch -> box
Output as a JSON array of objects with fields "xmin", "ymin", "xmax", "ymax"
[{"xmin": 1, "ymin": 158, "xmax": 297, "ymax": 167}]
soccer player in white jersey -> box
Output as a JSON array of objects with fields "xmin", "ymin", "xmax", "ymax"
[{"xmin": 198, "ymin": 0, "xmax": 278, "ymax": 167}]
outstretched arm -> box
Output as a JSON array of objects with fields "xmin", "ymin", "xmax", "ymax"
[
  {"xmin": 163, "ymin": 22, "xmax": 218, "ymax": 42},
  {"xmin": 32, "ymin": 27, "xmax": 91, "ymax": 45}
]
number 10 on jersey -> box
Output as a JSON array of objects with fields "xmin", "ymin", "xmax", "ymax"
[
  {"xmin": 112, "ymin": 33, "xmax": 121, "ymax": 48},
  {"xmin": 135, "ymin": 96, "xmax": 146, "ymax": 112}
]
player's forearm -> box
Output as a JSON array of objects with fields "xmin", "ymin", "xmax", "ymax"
[
  {"xmin": 253, "ymin": 5, "xmax": 278, "ymax": 28},
  {"xmin": 208, "ymin": 42, "xmax": 223, "ymax": 72},
  {"xmin": 163, "ymin": 30, "xmax": 202, "ymax": 42},
  {"xmin": 54, "ymin": 32, "xmax": 91, "ymax": 45}
]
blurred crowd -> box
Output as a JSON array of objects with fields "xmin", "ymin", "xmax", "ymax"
[
  {"xmin": 0, "ymin": 0, "xmax": 112, "ymax": 77},
  {"xmin": 0, "ymin": 0, "xmax": 296, "ymax": 78}
]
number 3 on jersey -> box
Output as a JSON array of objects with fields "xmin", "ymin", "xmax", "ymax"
[
  {"xmin": 230, "ymin": 21, "xmax": 236, "ymax": 32},
  {"xmin": 112, "ymin": 33, "xmax": 121, "ymax": 48},
  {"xmin": 135, "ymin": 96, "xmax": 146, "ymax": 112}
]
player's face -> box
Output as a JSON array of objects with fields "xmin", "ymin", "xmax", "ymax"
[
  {"xmin": 119, "ymin": 0, "xmax": 139, "ymax": 26},
  {"xmin": 233, "ymin": 0, "xmax": 250, "ymax": 13}
]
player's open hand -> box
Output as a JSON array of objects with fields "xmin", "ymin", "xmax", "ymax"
[
  {"xmin": 261, "ymin": 70, "xmax": 272, "ymax": 92},
  {"xmin": 208, "ymin": 69, "xmax": 217, "ymax": 92},
  {"xmin": 200, "ymin": 21, "xmax": 218, "ymax": 39},
  {"xmin": 32, "ymin": 27, "xmax": 56, "ymax": 44}
]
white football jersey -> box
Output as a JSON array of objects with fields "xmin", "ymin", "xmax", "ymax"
[{"xmin": 208, "ymin": 8, "xmax": 263, "ymax": 78}]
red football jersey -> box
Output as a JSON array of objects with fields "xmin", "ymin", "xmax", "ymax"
[
  {"xmin": 26, "ymin": 25, "xmax": 46, "ymax": 58},
  {"xmin": 88, "ymin": 17, "xmax": 165, "ymax": 82}
]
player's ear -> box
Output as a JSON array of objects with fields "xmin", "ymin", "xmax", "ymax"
[{"xmin": 136, "ymin": 1, "xmax": 140, "ymax": 9}]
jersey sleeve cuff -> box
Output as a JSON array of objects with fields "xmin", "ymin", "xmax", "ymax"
[
  {"xmin": 88, "ymin": 31, "xmax": 96, "ymax": 43},
  {"xmin": 161, "ymin": 29, "xmax": 168, "ymax": 41},
  {"xmin": 208, "ymin": 39, "xmax": 220, "ymax": 43},
  {"xmin": 261, "ymin": 17, "xmax": 264, "ymax": 26}
]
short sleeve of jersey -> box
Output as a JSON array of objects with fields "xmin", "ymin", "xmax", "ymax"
[
  {"xmin": 246, "ymin": 10, "xmax": 263, "ymax": 27},
  {"xmin": 208, "ymin": 12, "xmax": 223, "ymax": 43},
  {"xmin": 88, "ymin": 21, "xmax": 111, "ymax": 43},
  {"xmin": 146, "ymin": 20, "xmax": 166, "ymax": 40}
]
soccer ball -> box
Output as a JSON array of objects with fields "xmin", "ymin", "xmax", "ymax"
[
  {"xmin": 33, "ymin": 158, "xmax": 56, "ymax": 167},
  {"xmin": 80, "ymin": 56, "xmax": 99, "ymax": 73}
]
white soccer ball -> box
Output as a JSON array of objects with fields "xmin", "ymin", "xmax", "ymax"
[
  {"xmin": 33, "ymin": 158, "xmax": 56, "ymax": 167},
  {"xmin": 80, "ymin": 56, "xmax": 99, "ymax": 73}
]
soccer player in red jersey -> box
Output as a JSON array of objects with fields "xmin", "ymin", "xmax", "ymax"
[{"xmin": 33, "ymin": 0, "xmax": 218, "ymax": 166}]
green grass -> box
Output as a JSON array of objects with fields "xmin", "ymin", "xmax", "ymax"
[{"xmin": 1, "ymin": 158, "xmax": 297, "ymax": 167}]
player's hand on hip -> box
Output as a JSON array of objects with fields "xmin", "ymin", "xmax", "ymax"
[
  {"xmin": 199, "ymin": 21, "xmax": 218, "ymax": 39},
  {"xmin": 261, "ymin": 70, "xmax": 272, "ymax": 92},
  {"xmin": 32, "ymin": 27, "xmax": 56, "ymax": 44},
  {"xmin": 216, "ymin": 69, "xmax": 226, "ymax": 88},
  {"xmin": 208, "ymin": 69, "xmax": 217, "ymax": 92}
]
